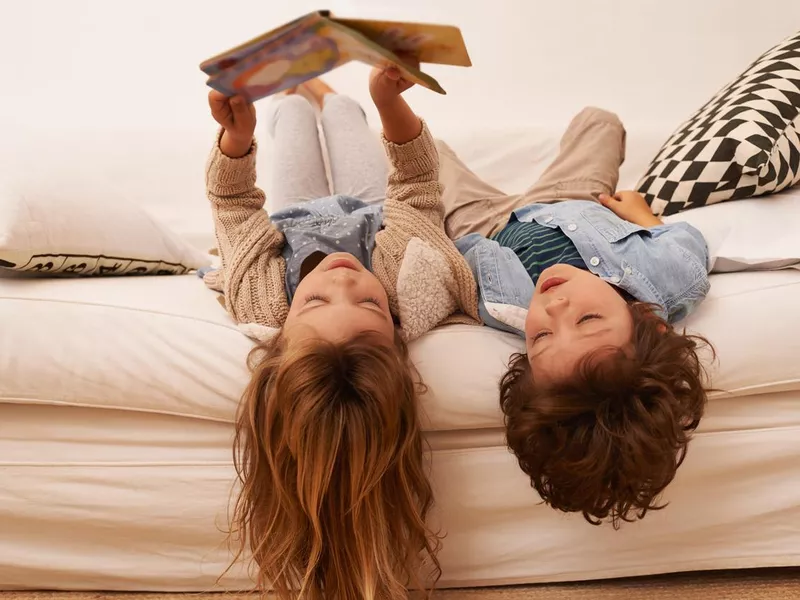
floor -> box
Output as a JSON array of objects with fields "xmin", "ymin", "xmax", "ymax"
[{"xmin": 4, "ymin": 568, "xmax": 800, "ymax": 599}]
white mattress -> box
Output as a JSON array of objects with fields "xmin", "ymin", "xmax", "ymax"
[{"xmin": 2, "ymin": 265, "xmax": 800, "ymax": 590}]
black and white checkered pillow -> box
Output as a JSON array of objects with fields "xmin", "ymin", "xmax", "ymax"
[{"xmin": 638, "ymin": 31, "xmax": 800, "ymax": 216}]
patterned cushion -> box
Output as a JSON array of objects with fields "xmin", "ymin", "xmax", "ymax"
[
  {"xmin": 638, "ymin": 31, "xmax": 800, "ymax": 216},
  {"xmin": 0, "ymin": 174, "xmax": 210, "ymax": 276}
]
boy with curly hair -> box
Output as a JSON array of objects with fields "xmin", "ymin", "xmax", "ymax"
[{"xmin": 440, "ymin": 107, "xmax": 714, "ymax": 526}]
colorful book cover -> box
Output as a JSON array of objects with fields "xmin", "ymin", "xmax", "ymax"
[
  {"xmin": 333, "ymin": 17, "xmax": 471, "ymax": 67},
  {"xmin": 200, "ymin": 11, "xmax": 471, "ymax": 102},
  {"xmin": 199, "ymin": 12, "xmax": 326, "ymax": 77}
]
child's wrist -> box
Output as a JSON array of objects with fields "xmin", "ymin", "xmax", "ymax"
[
  {"xmin": 636, "ymin": 213, "xmax": 663, "ymax": 227},
  {"xmin": 220, "ymin": 131, "xmax": 252, "ymax": 158},
  {"xmin": 374, "ymin": 95, "xmax": 403, "ymax": 114}
]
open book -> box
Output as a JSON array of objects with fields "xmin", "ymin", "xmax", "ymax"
[{"xmin": 200, "ymin": 10, "xmax": 471, "ymax": 102}]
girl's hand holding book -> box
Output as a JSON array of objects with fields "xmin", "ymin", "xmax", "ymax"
[
  {"xmin": 208, "ymin": 90, "xmax": 256, "ymax": 158},
  {"xmin": 371, "ymin": 55, "xmax": 423, "ymax": 145},
  {"xmin": 369, "ymin": 59, "xmax": 418, "ymax": 109}
]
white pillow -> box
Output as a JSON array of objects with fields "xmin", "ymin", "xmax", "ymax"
[
  {"xmin": 0, "ymin": 171, "xmax": 210, "ymax": 276},
  {"xmin": 663, "ymin": 186, "xmax": 800, "ymax": 272}
]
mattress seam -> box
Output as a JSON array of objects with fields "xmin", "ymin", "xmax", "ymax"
[
  {"xmin": 708, "ymin": 380, "xmax": 800, "ymax": 397},
  {"xmin": 0, "ymin": 295, "xmax": 242, "ymax": 332},
  {"xmin": 703, "ymin": 278, "xmax": 800, "ymax": 299},
  {"xmin": 0, "ymin": 461, "xmax": 234, "ymax": 467},
  {"xmin": 5, "ymin": 393, "xmax": 800, "ymax": 436},
  {"xmin": 0, "ymin": 397, "xmax": 236, "ymax": 425}
]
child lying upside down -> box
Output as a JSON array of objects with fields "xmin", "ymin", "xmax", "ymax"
[
  {"xmin": 204, "ymin": 68, "xmax": 479, "ymax": 598},
  {"xmin": 442, "ymin": 108, "xmax": 714, "ymax": 527}
]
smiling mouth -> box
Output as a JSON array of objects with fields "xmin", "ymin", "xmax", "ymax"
[
  {"xmin": 540, "ymin": 276, "xmax": 567, "ymax": 293},
  {"xmin": 326, "ymin": 258, "xmax": 359, "ymax": 271}
]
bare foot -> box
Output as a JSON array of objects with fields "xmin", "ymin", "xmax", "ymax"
[{"xmin": 300, "ymin": 78, "xmax": 337, "ymax": 108}]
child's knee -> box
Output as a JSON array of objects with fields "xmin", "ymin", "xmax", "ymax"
[
  {"xmin": 574, "ymin": 106, "xmax": 624, "ymax": 129},
  {"xmin": 321, "ymin": 94, "xmax": 366, "ymax": 119},
  {"xmin": 564, "ymin": 106, "xmax": 627, "ymax": 164},
  {"xmin": 267, "ymin": 94, "xmax": 316, "ymax": 135}
]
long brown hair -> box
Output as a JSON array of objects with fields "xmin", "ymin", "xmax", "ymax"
[
  {"xmin": 499, "ymin": 302, "xmax": 714, "ymax": 528},
  {"xmin": 228, "ymin": 331, "xmax": 440, "ymax": 599}
]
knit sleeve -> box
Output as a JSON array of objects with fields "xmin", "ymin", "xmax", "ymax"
[
  {"xmin": 372, "ymin": 121, "xmax": 481, "ymax": 337},
  {"xmin": 380, "ymin": 120, "xmax": 444, "ymax": 226},
  {"xmin": 206, "ymin": 130, "xmax": 289, "ymax": 328}
]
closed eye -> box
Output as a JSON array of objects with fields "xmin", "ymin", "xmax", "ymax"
[
  {"xmin": 531, "ymin": 330, "xmax": 551, "ymax": 343},
  {"xmin": 578, "ymin": 313, "xmax": 601, "ymax": 324},
  {"xmin": 305, "ymin": 294, "xmax": 382, "ymax": 308},
  {"xmin": 305, "ymin": 294, "xmax": 329, "ymax": 303},
  {"xmin": 362, "ymin": 297, "xmax": 382, "ymax": 308},
  {"xmin": 531, "ymin": 315, "xmax": 602, "ymax": 346}
]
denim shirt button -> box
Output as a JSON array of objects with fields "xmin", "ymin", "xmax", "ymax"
[
  {"xmin": 567, "ymin": 223, "xmax": 578, "ymax": 231},
  {"xmin": 589, "ymin": 256, "xmax": 600, "ymax": 266},
  {"xmin": 609, "ymin": 275, "xmax": 621, "ymax": 283},
  {"xmin": 624, "ymin": 267, "xmax": 633, "ymax": 275}
]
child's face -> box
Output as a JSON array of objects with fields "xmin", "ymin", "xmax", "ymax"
[
  {"xmin": 525, "ymin": 264, "xmax": 633, "ymax": 382},
  {"xmin": 285, "ymin": 252, "xmax": 395, "ymax": 343}
]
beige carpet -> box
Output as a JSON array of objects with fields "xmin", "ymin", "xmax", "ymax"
[{"xmin": 4, "ymin": 568, "xmax": 800, "ymax": 600}]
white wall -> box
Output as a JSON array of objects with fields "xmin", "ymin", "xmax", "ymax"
[{"xmin": 1, "ymin": 0, "xmax": 799, "ymax": 133}]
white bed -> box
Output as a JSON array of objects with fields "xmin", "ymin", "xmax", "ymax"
[{"xmin": 2, "ymin": 117, "xmax": 800, "ymax": 590}]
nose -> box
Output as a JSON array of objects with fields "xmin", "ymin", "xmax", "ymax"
[
  {"xmin": 333, "ymin": 269, "xmax": 355, "ymax": 283},
  {"xmin": 330, "ymin": 270, "xmax": 357, "ymax": 287},
  {"xmin": 544, "ymin": 295, "xmax": 569, "ymax": 317}
]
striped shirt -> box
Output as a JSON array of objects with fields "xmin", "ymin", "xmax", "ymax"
[{"xmin": 492, "ymin": 217, "xmax": 587, "ymax": 284}]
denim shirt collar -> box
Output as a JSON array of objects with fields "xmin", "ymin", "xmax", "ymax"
[{"xmin": 459, "ymin": 201, "xmax": 710, "ymax": 336}]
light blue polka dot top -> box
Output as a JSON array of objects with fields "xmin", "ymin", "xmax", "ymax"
[{"xmin": 270, "ymin": 195, "xmax": 384, "ymax": 302}]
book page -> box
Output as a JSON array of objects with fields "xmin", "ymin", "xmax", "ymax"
[
  {"xmin": 326, "ymin": 20, "xmax": 446, "ymax": 94},
  {"xmin": 332, "ymin": 18, "xmax": 471, "ymax": 67}
]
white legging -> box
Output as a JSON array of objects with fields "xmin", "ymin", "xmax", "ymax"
[{"xmin": 264, "ymin": 93, "xmax": 389, "ymax": 213}]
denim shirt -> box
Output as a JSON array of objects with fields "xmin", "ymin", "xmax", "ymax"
[{"xmin": 457, "ymin": 200, "xmax": 711, "ymax": 337}]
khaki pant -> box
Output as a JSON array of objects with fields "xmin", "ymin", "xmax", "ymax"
[{"xmin": 436, "ymin": 107, "xmax": 627, "ymax": 239}]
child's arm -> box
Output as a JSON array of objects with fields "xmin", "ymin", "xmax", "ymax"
[
  {"xmin": 370, "ymin": 64, "xmax": 481, "ymax": 332},
  {"xmin": 206, "ymin": 91, "xmax": 288, "ymax": 328},
  {"xmin": 370, "ymin": 64, "xmax": 443, "ymax": 225},
  {"xmin": 371, "ymin": 68, "xmax": 423, "ymax": 145}
]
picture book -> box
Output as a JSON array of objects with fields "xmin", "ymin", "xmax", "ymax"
[{"xmin": 199, "ymin": 10, "xmax": 471, "ymax": 102}]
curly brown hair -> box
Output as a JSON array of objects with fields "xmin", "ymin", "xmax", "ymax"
[
  {"xmin": 499, "ymin": 302, "xmax": 713, "ymax": 528},
  {"xmin": 227, "ymin": 330, "xmax": 440, "ymax": 600}
]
